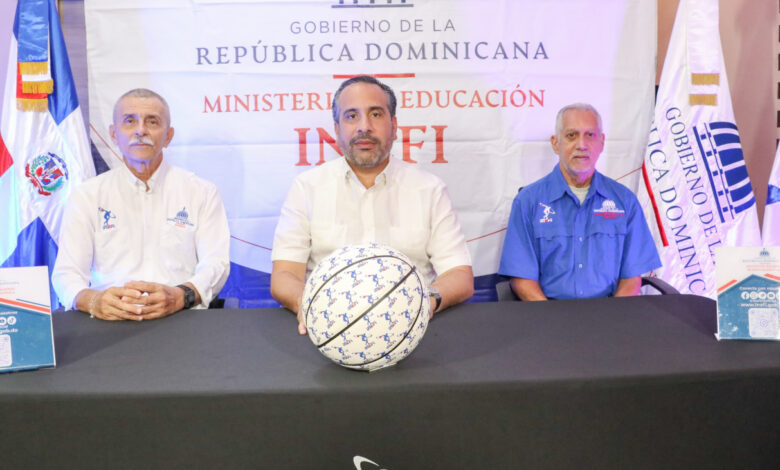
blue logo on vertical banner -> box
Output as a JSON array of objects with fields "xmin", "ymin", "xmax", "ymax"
[{"xmin": 694, "ymin": 121, "xmax": 756, "ymax": 223}]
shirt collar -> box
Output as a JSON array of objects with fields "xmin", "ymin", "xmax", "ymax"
[
  {"xmin": 340, "ymin": 156, "xmax": 394, "ymax": 188},
  {"xmin": 550, "ymin": 165, "xmax": 605, "ymax": 203},
  {"xmin": 119, "ymin": 158, "xmax": 170, "ymax": 192}
]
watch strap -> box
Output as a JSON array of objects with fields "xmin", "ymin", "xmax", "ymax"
[
  {"xmin": 177, "ymin": 284, "xmax": 196, "ymax": 309},
  {"xmin": 428, "ymin": 286, "xmax": 442, "ymax": 312}
]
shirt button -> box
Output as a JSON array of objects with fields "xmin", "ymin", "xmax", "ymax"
[
  {"xmin": 579, "ymin": 237, "xmax": 583, "ymax": 242},
  {"xmin": 578, "ymin": 264, "xmax": 583, "ymax": 269}
]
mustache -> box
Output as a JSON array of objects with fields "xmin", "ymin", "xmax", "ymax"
[
  {"xmin": 350, "ymin": 133, "xmax": 380, "ymax": 146},
  {"xmin": 129, "ymin": 136, "xmax": 154, "ymax": 145}
]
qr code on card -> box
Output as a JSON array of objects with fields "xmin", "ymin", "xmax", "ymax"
[
  {"xmin": 0, "ymin": 335, "xmax": 11, "ymax": 367},
  {"xmin": 748, "ymin": 308, "xmax": 780, "ymax": 339}
]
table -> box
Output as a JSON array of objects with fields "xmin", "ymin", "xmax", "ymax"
[{"xmin": 2, "ymin": 294, "xmax": 779, "ymax": 469}]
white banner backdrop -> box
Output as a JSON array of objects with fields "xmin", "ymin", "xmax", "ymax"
[{"xmin": 85, "ymin": 0, "xmax": 656, "ymax": 283}]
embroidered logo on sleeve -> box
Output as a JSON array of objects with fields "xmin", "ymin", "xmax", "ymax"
[
  {"xmin": 539, "ymin": 202, "xmax": 555, "ymax": 223},
  {"xmin": 167, "ymin": 207, "xmax": 194, "ymax": 228},
  {"xmin": 593, "ymin": 199, "xmax": 625, "ymax": 219},
  {"xmin": 98, "ymin": 207, "xmax": 116, "ymax": 230}
]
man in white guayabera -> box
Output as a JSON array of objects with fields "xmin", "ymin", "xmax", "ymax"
[
  {"xmin": 270, "ymin": 75, "xmax": 474, "ymax": 334},
  {"xmin": 53, "ymin": 88, "xmax": 230, "ymax": 320}
]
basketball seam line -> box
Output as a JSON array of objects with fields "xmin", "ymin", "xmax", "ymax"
[
  {"xmin": 314, "ymin": 262, "xmax": 418, "ymax": 349},
  {"xmin": 342, "ymin": 268, "xmax": 425, "ymax": 368},
  {"xmin": 305, "ymin": 254, "xmax": 403, "ymax": 322}
]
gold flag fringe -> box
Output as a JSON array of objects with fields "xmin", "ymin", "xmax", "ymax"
[
  {"xmin": 19, "ymin": 61, "xmax": 49, "ymax": 75},
  {"xmin": 16, "ymin": 97, "xmax": 48, "ymax": 112},
  {"xmin": 22, "ymin": 79, "xmax": 53, "ymax": 94}
]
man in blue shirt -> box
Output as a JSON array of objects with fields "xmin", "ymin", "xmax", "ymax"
[{"xmin": 499, "ymin": 103, "xmax": 661, "ymax": 300}]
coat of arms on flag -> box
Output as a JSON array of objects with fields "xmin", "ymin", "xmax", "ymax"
[{"xmin": 0, "ymin": 0, "xmax": 95, "ymax": 306}]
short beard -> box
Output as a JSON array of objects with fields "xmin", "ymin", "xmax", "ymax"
[{"xmin": 342, "ymin": 134, "xmax": 388, "ymax": 169}]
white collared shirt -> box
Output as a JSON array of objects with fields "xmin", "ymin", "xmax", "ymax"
[
  {"xmin": 271, "ymin": 157, "xmax": 471, "ymax": 284},
  {"xmin": 52, "ymin": 159, "xmax": 230, "ymax": 309}
]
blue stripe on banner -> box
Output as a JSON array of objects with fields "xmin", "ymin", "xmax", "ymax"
[
  {"xmin": 13, "ymin": 0, "xmax": 79, "ymax": 124},
  {"xmin": 733, "ymin": 198, "xmax": 757, "ymax": 215},
  {"xmin": 16, "ymin": 0, "xmax": 49, "ymax": 64},
  {"xmin": 219, "ymin": 263, "xmax": 502, "ymax": 308},
  {"xmin": 719, "ymin": 148, "xmax": 745, "ymax": 167},
  {"xmin": 45, "ymin": 0, "xmax": 79, "ymax": 124},
  {"xmin": 768, "ymin": 184, "xmax": 780, "ymax": 205},
  {"xmin": 219, "ymin": 263, "xmax": 278, "ymax": 309},
  {"xmin": 0, "ymin": 218, "xmax": 60, "ymax": 309},
  {"xmin": 712, "ymin": 132, "xmax": 740, "ymax": 147},
  {"xmin": 709, "ymin": 122, "xmax": 738, "ymax": 131}
]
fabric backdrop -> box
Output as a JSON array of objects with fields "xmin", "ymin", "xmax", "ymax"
[{"xmin": 84, "ymin": 0, "xmax": 656, "ymax": 304}]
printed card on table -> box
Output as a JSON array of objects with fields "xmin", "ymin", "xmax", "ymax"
[
  {"xmin": 716, "ymin": 247, "xmax": 780, "ymax": 340},
  {"xmin": 0, "ymin": 266, "xmax": 56, "ymax": 372}
]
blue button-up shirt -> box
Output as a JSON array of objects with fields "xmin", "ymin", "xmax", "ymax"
[{"xmin": 499, "ymin": 165, "xmax": 661, "ymax": 299}]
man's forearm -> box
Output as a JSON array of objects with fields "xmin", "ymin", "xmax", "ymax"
[
  {"xmin": 431, "ymin": 265, "xmax": 474, "ymax": 313},
  {"xmin": 614, "ymin": 276, "xmax": 642, "ymax": 297},
  {"xmin": 270, "ymin": 261, "xmax": 307, "ymax": 314},
  {"xmin": 510, "ymin": 278, "xmax": 548, "ymax": 301}
]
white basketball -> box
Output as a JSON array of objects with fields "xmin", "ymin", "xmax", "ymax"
[{"xmin": 302, "ymin": 243, "xmax": 430, "ymax": 371}]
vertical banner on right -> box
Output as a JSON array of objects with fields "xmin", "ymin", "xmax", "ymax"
[
  {"xmin": 639, "ymin": 0, "xmax": 761, "ymax": 298},
  {"xmin": 764, "ymin": 142, "xmax": 780, "ymax": 246}
]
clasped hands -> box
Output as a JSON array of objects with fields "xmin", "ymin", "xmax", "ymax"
[{"xmin": 87, "ymin": 281, "xmax": 185, "ymax": 321}]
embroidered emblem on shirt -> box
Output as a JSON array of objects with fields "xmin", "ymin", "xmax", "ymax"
[
  {"xmin": 593, "ymin": 199, "xmax": 626, "ymax": 219},
  {"xmin": 98, "ymin": 207, "xmax": 116, "ymax": 231},
  {"xmin": 25, "ymin": 152, "xmax": 69, "ymax": 196},
  {"xmin": 167, "ymin": 207, "xmax": 194, "ymax": 228},
  {"xmin": 539, "ymin": 202, "xmax": 555, "ymax": 223}
]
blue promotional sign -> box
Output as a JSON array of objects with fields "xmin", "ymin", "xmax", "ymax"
[{"xmin": 0, "ymin": 266, "xmax": 55, "ymax": 372}]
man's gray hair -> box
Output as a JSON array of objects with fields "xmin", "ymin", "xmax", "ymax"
[
  {"xmin": 113, "ymin": 88, "xmax": 171, "ymax": 125},
  {"xmin": 554, "ymin": 103, "xmax": 602, "ymax": 137}
]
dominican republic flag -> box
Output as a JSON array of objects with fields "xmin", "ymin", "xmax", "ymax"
[
  {"xmin": 764, "ymin": 142, "xmax": 780, "ymax": 246},
  {"xmin": 638, "ymin": 0, "xmax": 761, "ymax": 298},
  {"xmin": 0, "ymin": 0, "xmax": 95, "ymax": 306}
]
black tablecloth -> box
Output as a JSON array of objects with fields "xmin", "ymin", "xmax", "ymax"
[{"xmin": 2, "ymin": 294, "xmax": 779, "ymax": 469}]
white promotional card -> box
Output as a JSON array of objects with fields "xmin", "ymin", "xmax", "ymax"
[{"xmin": 716, "ymin": 247, "xmax": 780, "ymax": 340}]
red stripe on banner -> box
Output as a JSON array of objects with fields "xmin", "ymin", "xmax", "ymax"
[
  {"xmin": 332, "ymin": 73, "xmax": 416, "ymax": 79},
  {"xmin": 717, "ymin": 279, "xmax": 737, "ymax": 293},
  {"xmin": 766, "ymin": 273, "xmax": 780, "ymax": 281},
  {"xmin": 615, "ymin": 167, "xmax": 641, "ymax": 182},
  {"xmin": 467, "ymin": 227, "xmax": 507, "ymax": 243},
  {"xmin": 641, "ymin": 163, "xmax": 669, "ymax": 247},
  {"xmin": 0, "ymin": 134, "xmax": 12, "ymax": 177},
  {"xmin": 0, "ymin": 296, "xmax": 50, "ymax": 314},
  {"xmin": 89, "ymin": 123, "xmax": 124, "ymax": 165},
  {"xmin": 230, "ymin": 235, "xmax": 272, "ymax": 251}
]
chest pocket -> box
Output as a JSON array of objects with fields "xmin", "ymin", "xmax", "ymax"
[
  {"xmin": 534, "ymin": 222, "xmax": 572, "ymax": 269},
  {"xmin": 387, "ymin": 226, "xmax": 429, "ymax": 264},
  {"xmin": 582, "ymin": 216, "xmax": 628, "ymax": 277},
  {"xmin": 311, "ymin": 223, "xmax": 347, "ymax": 266},
  {"xmin": 93, "ymin": 227, "xmax": 128, "ymax": 272},
  {"xmin": 160, "ymin": 223, "xmax": 198, "ymax": 272}
]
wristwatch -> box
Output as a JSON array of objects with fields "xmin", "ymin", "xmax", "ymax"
[
  {"xmin": 428, "ymin": 286, "xmax": 442, "ymax": 312},
  {"xmin": 177, "ymin": 284, "xmax": 196, "ymax": 309}
]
